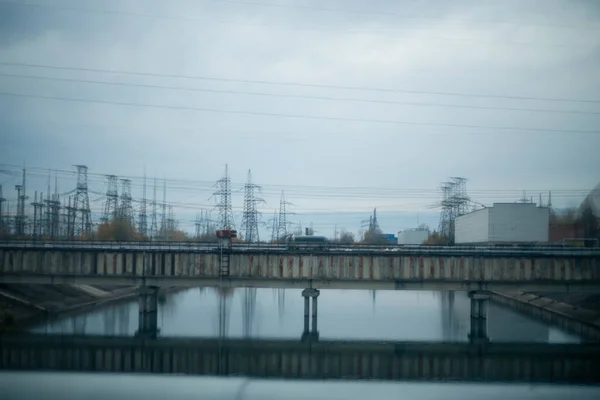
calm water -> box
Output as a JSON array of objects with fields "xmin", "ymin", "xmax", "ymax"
[
  {"xmin": 31, "ymin": 288, "xmax": 580, "ymax": 343},
  {"xmin": 2, "ymin": 372, "xmax": 600, "ymax": 400}
]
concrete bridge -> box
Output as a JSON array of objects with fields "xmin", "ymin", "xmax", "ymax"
[
  {"xmin": 2, "ymin": 242, "xmax": 599, "ymax": 342},
  {"xmin": 1, "ymin": 334, "xmax": 598, "ymax": 383},
  {"xmin": 1, "ymin": 242, "xmax": 599, "ymax": 291}
]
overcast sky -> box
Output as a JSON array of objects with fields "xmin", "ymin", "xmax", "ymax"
[{"xmin": 1, "ymin": 0, "xmax": 599, "ymax": 235}]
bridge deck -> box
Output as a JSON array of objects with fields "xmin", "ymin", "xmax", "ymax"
[{"xmin": 1, "ymin": 245, "xmax": 599, "ymax": 290}]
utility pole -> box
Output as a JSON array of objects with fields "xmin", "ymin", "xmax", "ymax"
[
  {"xmin": 65, "ymin": 196, "xmax": 75, "ymax": 239},
  {"xmin": 42, "ymin": 172, "xmax": 50, "ymax": 237},
  {"xmin": 204, "ymin": 209, "xmax": 213, "ymax": 236},
  {"xmin": 50, "ymin": 173, "xmax": 61, "ymax": 238},
  {"xmin": 31, "ymin": 191, "xmax": 43, "ymax": 238},
  {"xmin": 14, "ymin": 184, "xmax": 23, "ymax": 236},
  {"xmin": 240, "ymin": 170, "xmax": 264, "ymax": 242},
  {"xmin": 166, "ymin": 205, "xmax": 174, "ymax": 239},
  {"xmin": 4, "ymin": 200, "xmax": 12, "ymax": 235},
  {"xmin": 195, "ymin": 211, "xmax": 201, "ymax": 239},
  {"xmin": 49, "ymin": 173, "xmax": 61, "ymax": 239},
  {"xmin": 14, "ymin": 168, "xmax": 28, "ymax": 236},
  {"xmin": 213, "ymin": 165, "xmax": 235, "ymax": 230}
]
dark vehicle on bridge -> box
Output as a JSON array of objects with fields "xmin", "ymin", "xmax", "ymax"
[{"xmin": 285, "ymin": 235, "xmax": 329, "ymax": 251}]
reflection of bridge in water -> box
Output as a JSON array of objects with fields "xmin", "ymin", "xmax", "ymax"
[
  {"xmin": 1, "ymin": 334, "xmax": 599, "ymax": 383},
  {"xmin": 440, "ymin": 292, "xmax": 554, "ymax": 342}
]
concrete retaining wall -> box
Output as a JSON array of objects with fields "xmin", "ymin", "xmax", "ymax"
[{"xmin": 490, "ymin": 291, "xmax": 600, "ymax": 341}]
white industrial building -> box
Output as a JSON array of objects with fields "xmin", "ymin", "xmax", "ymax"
[
  {"xmin": 455, "ymin": 203, "xmax": 549, "ymax": 244},
  {"xmin": 397, "ymin": 228, "xmax": 429, "ymax": 245}
]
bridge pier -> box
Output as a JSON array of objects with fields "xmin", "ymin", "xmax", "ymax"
[
  {"xmin": 301, "ymin": 288, "xmax": 320, "ymax": 341},
  {"xmin": 468, "ymin": 291, "xmax": 489, "ymax": 343},
  {"xmin": 137, "ymin": 286, "xmax": 159, "ymax": 338}
]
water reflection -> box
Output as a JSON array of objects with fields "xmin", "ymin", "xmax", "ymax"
[
  {"xmin": 31, "ymin": 289, "xmax": 581, "ymax": 343},
  {"xmin": 4, "ymin": 373, "xmax": 600, "ymax": 400},
  {"xmin": 242, "ymin": 288, "xmax": 257, "ymax": 337}
]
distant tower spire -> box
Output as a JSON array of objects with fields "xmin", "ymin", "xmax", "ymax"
[{"xmin": 371, "ymin": 208, "xmax": 379, "ymax": 231}]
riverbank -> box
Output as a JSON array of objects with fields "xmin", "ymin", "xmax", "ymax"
[
  {"xmin": 0, "ymin": 284, "xmax": 139, "ymax": 331},
  {"xmin": 491, "ymin": 291, "xmax": 600, "ymax": 341}
]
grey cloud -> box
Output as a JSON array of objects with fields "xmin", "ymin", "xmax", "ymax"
[{"xmin": 1, "ymin": 0, "xmax": 599, "ymax": 235}]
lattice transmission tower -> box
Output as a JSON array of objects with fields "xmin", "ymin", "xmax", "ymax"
[
  {"xmin": 119, "ymin": 179, "xmax": 134, "ymax": 226},
  {"xmin": 438, "ymin": 182, "xmax": 453, "ymax": 238},
  {"xmin": 138, "ymin": 172, "xmax": 148, "ymax": 236},
  {"xmin": 213, "ymin": 165, "xmax": 235, "ymax": 230},
  {"xmin": 72, "ymin": 165, "xmax": 91, "ymax": 238},
  {"xmin": 102, "ymin": 175, "xmax": 119, "ymax": 223},
  {"xmin": 276, "ymin": 191, "xmax": 292, "ymax": 240},
  {"xmin": 161, "ymin": 180, "xmax": 167, "ymax": 240},
  {"xmin": 150, "ymin": 177, "xmax": 158, "ymax": 240},
  {"xmin": 270, "ymin": 209, "xmax": 279, "ymax": 242},
  {"xmin": 240, "ymin": 170, "xmax": 264, "ymax": 242},
  {"xmin": 14, "ymin": 168, "xmax": 28, "ymax": 236},
  {"xmin": 437, "ymin": 177, "xmax": 470, "ymax": 243}
]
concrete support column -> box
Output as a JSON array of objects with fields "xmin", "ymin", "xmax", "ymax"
[
  {"xmin": 468, "ymin": 291, "xmax": 489, "ymax": 343},
  {"xmin": 303, "ymin": 296, "xmax": 310, "ymax": 334},
  {"xmin": 301, "ymin": 288, "xmax": 320, "ymax": 341},
  {"xmin": 311, "ymin": 296, "xmax": 318, "ymax": 333},
  {"xmin": 137, "ymin": 286, "xmax": 159, "ymax": 338},
  {"xmin": 478, "ymin": 298, "xmax": 487, "ymax": 319},
  {"xmin": 470, "ymin": 297, "xmax": 479, "ymax": 319}
]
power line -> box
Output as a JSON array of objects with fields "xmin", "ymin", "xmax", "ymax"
[
  {"xmin": 3, "ymin": 72, "xmax": 598, "ymax": 116},
  {"xmin": 1, "ymin": 0, "xmax": 594, "ymax": 30},
  {"xmin": 1, "ymin": 91, "xmax": 598, "ymax": 134},
  {"xmin": 2, "ymin": 62, "xmax": 598, "ymax": 105},
  {"xmin": 6, "ymin": 118, "xmax": 597, "ymax": 149},
  {"xmin": 0, "ymin": 163, "xmax": 594, "ymax": 197},
  {"xmin": 206, "ymin": 0, "xmax": 598, "ymax": 29}
]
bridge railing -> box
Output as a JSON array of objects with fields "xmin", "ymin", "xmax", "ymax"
[{"xmin": 0, "ymin": 240, "xmax": 599, "ymax": 256}]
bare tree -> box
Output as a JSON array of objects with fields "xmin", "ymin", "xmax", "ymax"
[{"xmin": 339, "ymin": 230, "xmax": 355, "ymax": 245}]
